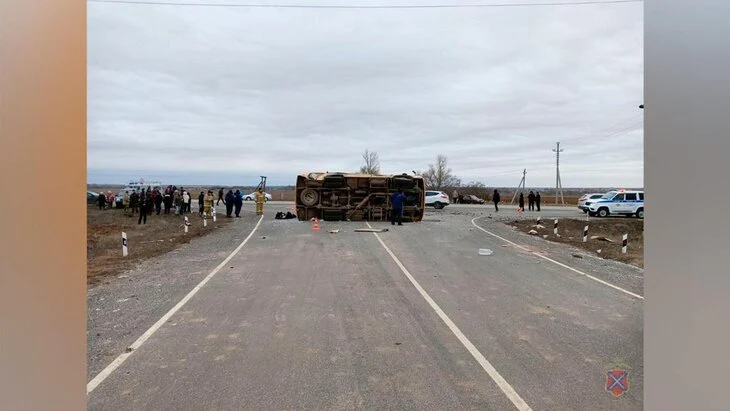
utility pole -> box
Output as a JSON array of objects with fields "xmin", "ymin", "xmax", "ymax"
[
  {"xmin": 510, "ymin": 169, "xmax": 527, "ymax": 204},
  {"xmin": 552, "ymin": 142, "xmax": 565, "ymax": 205}
]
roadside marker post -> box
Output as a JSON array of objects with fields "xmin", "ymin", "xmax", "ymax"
[
  {"xmin": 537, "ymin": 216, "xmax": 541, "ymax": 226},
  {"xmin": 622, "ymin": 234, "xmax": 628, "ymax": 254},
  {"xmin": 212, "ymin": 207, "xmax": 217, "ymax": 222},
  {"xmin": 184, "ymin": 216, "xmax": 189, "ymax": 233},
  {"xmin": 122, "ymin": 232, "xmax": 128, "ymax": 257},
  {"xmin": 204, "ymin": 214, "xmax": 208, "ymax": 227},
  {"xmin": 583, "ymin": 225, "xmax": 589, "ymax": 243},
  {"xmin": 554, "ymin": 219, "xmax": 558, "ymax": 236}
]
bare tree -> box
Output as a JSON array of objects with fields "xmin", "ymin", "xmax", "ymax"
[
  {"xmin": 359, "ymin": 149, "xmax": 381, "ymax": 175},
  {"xmin": 425, "ymin": 154, "xmax": 460, "ymax": 190}
]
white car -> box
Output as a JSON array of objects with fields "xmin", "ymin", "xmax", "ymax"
[
  {"xmin": 244, "ymin": 192, "xmax": 272, "ymax": 202},
  {"xmin": 578, "ymin": 193, "xmax": 605, "ymax": 213},
  {"xmin": 587, "ymin": 190, "xmax": 644, "ymax": 218},
  {"xmin": 425, "ymin": 190, "xmax": 450, "ymax": 209}
]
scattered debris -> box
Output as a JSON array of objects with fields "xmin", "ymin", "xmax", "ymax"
[
  {"xmin": 354, "ymin": 228, "xmax": 389, "ymax": 233},
  {"xmin": 329, "ymin": 229, "xmax": 340, "ymax": 234},
  {"xmin": 571, "ymin": 254, "xmax": 584, "ymax": 259},
  {"xmin": 117, "ymin": 275, "xmax": 129, "ymax": 279},
  {"xmin": 591, "ymin": 236, "xmax": 614, "ymax": 243},
  {"xmin": 501, "ymin": 244, "xmax": 510, "ymax": 247},
  {"xmin": 597, "ymin": 249, "xmax": 602, "ymax": 254},
  {"xmin": 125, "ymin": 347, "xmax": 133, "ymax": 353},
  {"xmin": 260, "ymin": 236, "xmax": 266, "ymax": 239},
  {"xmin": 543, "ymin": 235, "xmax": 549, "ymax": 239},
  {"xmin": 478, "ymin": 249, "xmax": 493, "ymax": 256},
  {"xmin": 533, "ymin": 224, "xmax": 545, "ymax": 229},
  {"xmin": 528, "ymin": 230, "xmax": 539, "ymax": 235}
]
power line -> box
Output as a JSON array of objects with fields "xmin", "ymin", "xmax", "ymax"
[
  {"xmin": 87, "ymin": 0, "xmax": 643, "ymax": 9},
  {"xmin": 561, "ymin": 113, "xmax": 643, "ymax": 143}
]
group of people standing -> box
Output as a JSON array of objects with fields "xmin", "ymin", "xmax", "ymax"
[
  {"xmin": 516, "ymin": 191, "xmax": 542, "ymax": 212},
  {"xmin": 223, "ymin": 189, "xmax": 245, "ymax": 218},
  {"xmin": 490, "ymin": 189, "xmax": 542, "ymax": 212},
  {"xmin": 97, "ymin": 185, "xmax": 262, "ymax": 226}
]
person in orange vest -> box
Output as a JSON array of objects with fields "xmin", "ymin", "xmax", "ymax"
[{"xmin": 254, "ymin": 188, "xmax": 266, "ymax": 215}]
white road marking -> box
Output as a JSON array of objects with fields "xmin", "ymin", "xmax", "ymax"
[
  {"xmin": 365, "ymin": 222, "xmax": 533, "ymax": 411},
  {"xmin": 470, "ymin": 217, "xmax": 644, "ymax": 300},
  {"xmin": 87, "ymin": 214, "xmax": 265, "ymax": 394}
]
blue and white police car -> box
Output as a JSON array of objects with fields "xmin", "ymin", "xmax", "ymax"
[{"xmin": 586, "ymin": 189, "xmax": 644, "ymax": 219}]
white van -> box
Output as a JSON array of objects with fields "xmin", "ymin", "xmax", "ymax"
[{"xmin": 586, "ymin": 190, "xmax": 644, "ymax": 218}]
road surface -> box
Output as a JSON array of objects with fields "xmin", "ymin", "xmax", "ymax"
[{"xmin": 87, "ymin": 204, "xmax": 643, "ymax": 410}]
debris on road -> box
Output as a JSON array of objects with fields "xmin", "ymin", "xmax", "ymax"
[
  {"xmin": 354, "ymin": 228, "xmax": 389, "ymax": 233},
  {"xmin": 591, "ymin": 235, "xmax": 614, "ymax": 242},
  {"xmin": 528, "ymin": 229, "xmax": 539, "ymax": 235},
  {"xmin": 329, "ymin": 229, "xmax": 340, "ymax": 234},
  {"xmin": 478, "ymin": 249, "xmax": 493, "ymax": 256},
  {"xmin": 572, "ymin": 254, "xmax": 584, "ymax": 259}
]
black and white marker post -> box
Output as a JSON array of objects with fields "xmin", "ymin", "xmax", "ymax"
[
  {"xmin": 184, "ymin": 216, "xmax": 190, "ymax": 233},
  {"xmin": 622, "ymin": 234, "xmax": 628, "ymax": 254},
  {"xmin": 203, "ymin": 213, "xmax": 208, "ymax": 227},
  {"xmin": 583, "ymin": 225, "xmax": 589, "ymax": 243},
  {"xmin": 212, "ymin": 206, "xmax": 217, "ymax": 222},
  {"xmin": 537, "ymin": 216, "xmax": 541, "ymax": 227},
  {"xmin": 554, "ymin": 219, "xmax": 558, "ymax": 236},
  {"xmin": 122, "ymin": 232, "xmax": 128, "ymax": 257}
]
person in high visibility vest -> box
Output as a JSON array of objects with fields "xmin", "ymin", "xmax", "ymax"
[{"xmin": 254, "ymin": 188, "xmax": 265, "ymax": 215}]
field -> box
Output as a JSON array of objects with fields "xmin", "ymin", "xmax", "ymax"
[
  {"xmin": 86, "ymin": 204, "xmax": 233, "ymax": 284},
  {"xmin": 507, "ymin": 216, "xmax": 644, "ymax": 268}
]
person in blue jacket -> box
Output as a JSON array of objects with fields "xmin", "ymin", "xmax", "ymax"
[
  {"xmin": 234, "ymin": 189, "xmax": 244, "ymax": 218},
  {"xmin": 390, "ymin": 188, "xmax": 407, "ymax": 226},
  {"xmin": 224, "ymin": 190, "xmax": 235, "ymax": 217}
]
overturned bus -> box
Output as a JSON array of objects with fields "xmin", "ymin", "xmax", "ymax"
[{"xmin": 295, "ymin": 172, "xmax": 426, "ymax": 222}]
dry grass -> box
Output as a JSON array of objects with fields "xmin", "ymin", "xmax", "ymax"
[
  {"xmin": 507, "ymin": 217, "xmax": 644, "ymax": 268},
  {"xmin": 87, "ymin": 205, "xmax": 232, "ymax": 284}
]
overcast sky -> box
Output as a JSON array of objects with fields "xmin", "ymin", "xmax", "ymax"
[{"xmin": 87, "ymin": 0, "xmax": 643, "ymax": 187}]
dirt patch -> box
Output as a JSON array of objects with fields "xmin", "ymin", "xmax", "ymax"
[
  {"xmin": 506, "ymin": 217, "xmax": 644, "ymax": 268},
  {"xmin": 87, "ymin": 206, "xmax": 233, "ymax": 284}
]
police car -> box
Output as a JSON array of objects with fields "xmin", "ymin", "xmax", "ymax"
[{"xmin": 586, "ymin": 189, "xmax": 644, "ymax": 218}]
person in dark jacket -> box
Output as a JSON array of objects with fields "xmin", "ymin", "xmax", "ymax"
[
  {"xmin": 198, "ymin": 191, "xmax": 205, "ymax": 216},
  {"xmin": 138, "ymin": 189, "xmax": 149, "ymax": 225},
  {"xmin": 492, "ymin": 189, "xmax": 501, "ymax": 212},
  {"xmin": 224, "ymin": 190, "xmax": 235, "ymax": 217},
  {"xmin": 518, "ymin": 192, "xmax": 525, "ymax": 211},
  {"xmin": 390, "ymin": 188, "xmax": 407, "ymax": 226},
  {"xmin": 528, "ymin": 191, "xmax": 536, "ymax": 211},
  {"xmin": 535, "ymin": 191, "xmax": 541, "ymax": 212},
  {"xmin": 154, "ymin": 189, "xmax": 163, "ymax": 214},
  {"xmin": 234, "ymin": 190, "xmax": 244, "ymax": 218},
  {"xmin": 97, "ymin": 193, "xmax": 106, "ymax": 210},
  {"xmin": 130, "ymin": 190, "xmax": 139, "ymax": 214},
  {"xmin": 217, "ymin": 188, "xmax": 225, "ymax": 206}
]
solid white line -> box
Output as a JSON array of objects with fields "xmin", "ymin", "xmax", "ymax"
[
  {"xmin": 365, "ymin": 222, "xmax": 533, "ymax": 411},
  {"xmin": 470, "ymin": 217, "xmax": 644, "ymax": 300},
  {"xmin": 87, "ymin": 214, "xmax": 265, "ymax": 394}
]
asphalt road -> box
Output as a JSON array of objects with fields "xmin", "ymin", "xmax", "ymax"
[{"xmin": 87, "ymin": 204, "xmax": 643, "ymax": 410}]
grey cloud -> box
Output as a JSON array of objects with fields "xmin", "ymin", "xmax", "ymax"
[{"xmin": 88, "ymin": 1, "xmax": 643, "ymax": 187}]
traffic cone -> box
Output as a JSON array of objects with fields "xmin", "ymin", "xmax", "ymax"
[{"xmin": 313, "ymin": 218, "xmax": 320, "ymax": 231}]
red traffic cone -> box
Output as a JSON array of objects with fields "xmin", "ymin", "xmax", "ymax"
[{"xmin": 313, "ymin": 218, "xmax": 320, "ymax": 231}]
